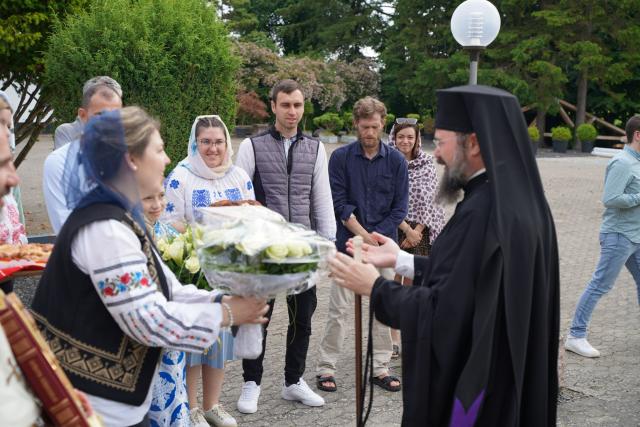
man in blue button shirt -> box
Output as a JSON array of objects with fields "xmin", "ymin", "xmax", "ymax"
[
  {"xmin": 315, "ymin": 96, "xmax": 408, "ymax": 393},
  {"xmin": 566, "ymin": 115, "xmax": 640, "ymax": 358}
]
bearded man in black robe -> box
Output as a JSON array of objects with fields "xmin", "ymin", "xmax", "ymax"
[{"xmin": 329, "ymin": 85, "xmax": 559, "ymax": 426}]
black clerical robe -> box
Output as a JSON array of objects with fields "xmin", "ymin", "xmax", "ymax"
[{"xmin": 371, "ymin": 172, "xmax": 557, "ymax": 426}]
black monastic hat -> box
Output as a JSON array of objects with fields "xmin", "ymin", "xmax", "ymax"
[{"xmin": 434, "ymin": 90, "xmax": 474, "ymax": 133}]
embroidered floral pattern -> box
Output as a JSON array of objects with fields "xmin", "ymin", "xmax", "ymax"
[
  {"xmin": 224, "ymin": 188, "xmax": 242, "ymax": 201},
  {"xmin": 246, "ymin": 181, "xmax": 253, "ymax": 191},
  {"xmin": 191, "ymin": 189, "xmax": 211, "ymax": 207},
  {"xmin": 98, "ymin": 271, "xmax": 152, "ymax": 297},
  {"xmin": 169, "ymin": 179, "xmax": 180, "ymax": 189},
  {"xmin": 166, "ymin": 202, "xmax": 175, "ymax": 213}
]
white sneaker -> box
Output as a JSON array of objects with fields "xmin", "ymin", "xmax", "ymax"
[
  {"xmin": 204, "ymin": 404, "xmax": 237, "ymax": 427},
  {"xmin": 281, "ymin": 378, "xmax": 325, "ymax": 407},
  {"xmin": 237, "ymin": 381, "xmax": 261, "ymax": 414},
  {"xmin": 189, "ymin": 408, "xmax": 210, "ymax": 427},
  {"xmin": 565, "ymin": 336, "xmax": 600, "ymax": 358}
]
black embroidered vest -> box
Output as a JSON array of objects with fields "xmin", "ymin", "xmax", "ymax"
[{"xmin": 31, "ymin": 203, "xmax": 170, "ymax": 406}]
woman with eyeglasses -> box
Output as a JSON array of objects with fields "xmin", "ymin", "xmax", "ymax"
[
  {"xmin": 163, "ymin": 115, "xmax": 254, "ymax": 427},
  {"xmin": 388, "ymin": 118, "xmax": 446, "ymax": 357}
]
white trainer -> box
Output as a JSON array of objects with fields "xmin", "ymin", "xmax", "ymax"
[
  {"xmin": 565, "ymin": 336, "xmax": 600, "ymax": 358},
  {"xmin": 237, "ymin": 381, "xmax": 261, "ymax": 414},
  {"xmin": 281, "ymin": 378, "xmax": 325, "ymax": 407},
  {"xmin": 204, "ymin": 404, "xmax": 237, "ymax": 427},
  {"xmin": 189, "ymin": 408, "xmax": 210, "ymax": 427}
]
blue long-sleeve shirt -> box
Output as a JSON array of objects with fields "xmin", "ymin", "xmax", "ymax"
[
  {"xmin": 601, "ymin": 145, "xmax": 640, "ymax": 242},
  {"xmin": 329, "ymin": 140, "xmax": 409, "ymax": 253}
]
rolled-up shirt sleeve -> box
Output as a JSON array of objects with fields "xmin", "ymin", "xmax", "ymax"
[
  {"xmin": 72, "ymin": 219, "xmax": 223, "ymax": 353},
  {"xmin": 329, "ymin": 148, "xmax": 357, "ymax": 221},
  {"xmin": 602, "ymin": 159, "xmax": 640, "ymax": 209}
]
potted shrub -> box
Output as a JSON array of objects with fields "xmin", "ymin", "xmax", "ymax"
[
  {"xmin": 551, "ymin": 126, "xmax": 571, "ymax": 153},
  {"xmin": 528, "ymin": 126, "xmax": 540, "ymax": 154},
  {"xmin": 423, "ymin": 115, "xmax": 435, "ymax": 141},
  {"xmin": 576, "ymin": 123, "xmax": 597, "ymax": 153},
  {"xmin": 313, "ymin": 113, "xmax": 344, "ymax": 144}
]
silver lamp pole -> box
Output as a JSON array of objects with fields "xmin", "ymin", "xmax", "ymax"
[{"xmin": 451, "ymin": 0, "xmax": 501, "ymax": 85}]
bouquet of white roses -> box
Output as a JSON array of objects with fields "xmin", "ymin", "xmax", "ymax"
[
  {"xmin": 193, "ymin": 205, "xmax": 335, "ymax": 298},
  {"xmin": 192, "ymin": 205, "xmax": 336, "ymax": 359}
]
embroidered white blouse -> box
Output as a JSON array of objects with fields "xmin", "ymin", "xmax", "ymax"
[
  {"xmin": 71, "ymin": 219, "xmax": 224, "ymax": 426},
  {"xmin": 163, "ymin": 164, "xmax": 255, "ymax": 224}
]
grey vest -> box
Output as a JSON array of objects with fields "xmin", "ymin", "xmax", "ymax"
[{"xmin": 251, "ymin": 128, "xmax": 319, "ymax": 228}]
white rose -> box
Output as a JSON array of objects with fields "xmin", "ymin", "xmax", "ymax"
[
  {"xmin": 184, "ymin": 256, "xmax": 200, "ymax": 274},
  {"xmin": 167, "ymin": 240, "xmax": 185, "ymax": 264},
  {"xmin": 265, "ymin": 244, "xmax": 288, "ymax": 260}
]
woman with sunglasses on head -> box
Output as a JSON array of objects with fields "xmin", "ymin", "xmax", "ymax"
[
  {"xmin": 163, "ymin": 115, "xmax": 254, "ymax": 427},
  {"xmin": 30, "ymin": 107, "xmax": 268, "ymax": 427},
  {"xmin": 388, "ymin": 117, "xmax": 445, "ymax": 357}
]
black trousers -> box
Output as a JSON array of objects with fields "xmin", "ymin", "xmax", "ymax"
[{"xmin": 242, "ymin": 286, "xmax": 317, "ymax": 385}]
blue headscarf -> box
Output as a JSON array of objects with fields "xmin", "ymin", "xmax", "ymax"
[{"xmin": 62, "ymin": 110, "xmax": 145, "ymax": 227}]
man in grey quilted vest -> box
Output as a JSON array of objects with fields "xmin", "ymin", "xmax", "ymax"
[{"xmin": 235, "ymin": 79, "xmax": 336, "ymax": 414}]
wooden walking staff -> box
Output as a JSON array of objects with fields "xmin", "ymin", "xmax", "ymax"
[{"xmin": 352, "ymin": 235, "xmax": 364, "ymax": 426}]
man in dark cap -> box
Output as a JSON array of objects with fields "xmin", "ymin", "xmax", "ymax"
[{"xmin": 329, "ymin": 85, "xmax": 560, "ymax": 426}]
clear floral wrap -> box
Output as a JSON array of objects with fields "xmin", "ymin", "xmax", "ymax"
[{"xmin": 193, "ymin": 205, "xmax": 335, "ymax": 299}]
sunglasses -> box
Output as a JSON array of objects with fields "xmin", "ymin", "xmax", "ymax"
[{"xmin": 395, "ymin": 117, "xmax": 418, "ymax": 125}]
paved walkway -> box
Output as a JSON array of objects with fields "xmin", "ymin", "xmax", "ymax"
[{"xmin": 14, "ymin": 139, "xmax": 640, "ymax": 426}]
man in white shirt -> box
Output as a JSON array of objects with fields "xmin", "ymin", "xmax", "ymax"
[
  {"xmin": 234, "ymin": 79, "xmax": 335, "ymax": 414},
  {"xmin": 43, "ymin": 76, "xmax": 123, "ymax": 233}
]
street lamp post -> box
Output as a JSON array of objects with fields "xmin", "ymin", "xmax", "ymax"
[{"xmin": 450, "ymin": 0, "xmax": 501, "ymax": 85}]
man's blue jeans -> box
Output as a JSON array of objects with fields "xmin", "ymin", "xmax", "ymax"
[{"xmin": 570, "ymin": 232, "xmax": 640, "ymax": 338}]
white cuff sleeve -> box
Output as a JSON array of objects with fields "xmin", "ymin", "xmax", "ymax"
[{"xmin": 394, "ymin": 250, "xmax": 415, "ymax": 279}]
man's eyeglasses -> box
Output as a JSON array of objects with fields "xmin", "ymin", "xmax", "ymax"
[
  {"xmin": 198, "ymin": 139, "xmax": 226, "ymax": 148},
  {"xmin": 395, "ymin": 117, "xmax": 418, "ymax": 125}
]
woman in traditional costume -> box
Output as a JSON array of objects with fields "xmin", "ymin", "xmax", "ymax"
[
  {"xmin": 30, "ymin": 107, "xmax": 267, "ymax": 427},
  {"xmin": 164, "ymin": 115, "xmax": 254, "ymax": 427}
]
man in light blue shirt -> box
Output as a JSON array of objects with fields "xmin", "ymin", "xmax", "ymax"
[
  {"xmin": 43, "ymin": 76, "xmax": 122, "ymax": 233},
  {"xmin": 566, "ymin": 115, "xmax": 640, "ymax": 358}
]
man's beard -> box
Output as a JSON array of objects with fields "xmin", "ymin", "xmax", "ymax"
[{"xmin": 436, "ymin": 147, "xmax": 467, "ymax": 205}]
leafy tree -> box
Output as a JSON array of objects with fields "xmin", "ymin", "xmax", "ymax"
[
  {"xmin": 0, "ymin": 0, "xmax": 88, "ymax": 165},
  {"xmin": 234, "ymin": 41, "xmax": 379, "ymax": 113},
  {"xmin": 221, "ymin": 0, "xmax": 387, "ymax": 60},
  {"xmin": 237, "ymin": 91, "xmax": 269, "ymax": 125},
  {"xmin": 535, "ymin": 0, "xmax": 640, "ymax": 144},
  {"xmin": 42, "ymin": 0, "xmax": 238, "ymax": 169}
]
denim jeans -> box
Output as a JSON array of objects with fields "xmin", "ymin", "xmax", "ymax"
[{"xmin": 570, "ymin": 232, "xmax": 640, "ymax": 338}]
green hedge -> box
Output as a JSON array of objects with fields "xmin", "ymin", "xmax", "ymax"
[
  {"xmin": 528, "ymin": 126, "xmax": 540, "ymax": 142},
  {"xmin": 42, "ymin": 0, "xmax": 239, "ymax": 170}
]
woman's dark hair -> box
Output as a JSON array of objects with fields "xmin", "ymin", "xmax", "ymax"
[{"xmin": 392, "ymin": 123, "xmax": 421, "ymax": 159}]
